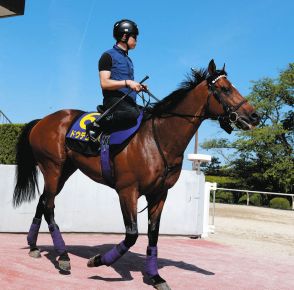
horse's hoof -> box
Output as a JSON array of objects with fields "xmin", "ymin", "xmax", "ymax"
[
  {"xmin": 155, "ymin": 282, "xmax": 172, "ymax": 290},
  {"xmin": 58, "ymin": 259, "xmax": 71, "ymax": 271},
  {"xmin": 58, "ymin": 253, "xmax": 71, "ymax": 271},
  {"xmin": 87, "ymin": 254, "xmax": 103, "ymax": 267},
  {"xmin": 150, "ymin": 275, "xmax": 171, "ymax": 290},
  {"xmin": 28, "ymin": 248, "xmax": 41, "ymax": 258}
]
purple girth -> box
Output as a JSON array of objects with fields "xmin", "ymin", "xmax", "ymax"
[
  {"xmin": 146, "ymin": 246, "xmax": 159, "ymax": 277},
  {"xmin": 101, "ymin": 241, "xmax": 129, "ymax": 266},
  {"xmin": 48, "ymin": 224, "xmax": 66, "ymax": 255},
  {"xmin": 27, "ymin": 218, "xmax": 41, "ymax": 247}
]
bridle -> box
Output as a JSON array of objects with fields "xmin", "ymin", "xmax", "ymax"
[
  {"xmin": 141, "ymin": 73, "xmax": 248, "ymax": 213},
  {"xmin": 149, "ymin": 73, "xmax": 248, "ymax": 130},
  {"xmin": 206, "ymin": 74, "xmax": 248, "ymax": 133}
]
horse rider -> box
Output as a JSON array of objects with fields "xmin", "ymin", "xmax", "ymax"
[{"xmin": 87, "ymin": 19, "xmax": 147, "ymax": 141}]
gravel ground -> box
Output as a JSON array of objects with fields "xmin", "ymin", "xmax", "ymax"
[{"xmin": 206, "ymin": 203, "xmax": 294, "ymax": 259}]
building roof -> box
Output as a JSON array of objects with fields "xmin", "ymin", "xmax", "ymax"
[{"xmin": 0, "ymin": 0, "xmax": 25, "ymax": 18}]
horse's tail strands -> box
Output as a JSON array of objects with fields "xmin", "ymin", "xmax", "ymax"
[{"xmin": 13, "ymin": 119, "xmax": 40, "ymax": 207}]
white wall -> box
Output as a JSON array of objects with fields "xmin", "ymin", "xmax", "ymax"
[{"xmin": 0, "ymin": 165, "xmax": 209, "ymax": 236}]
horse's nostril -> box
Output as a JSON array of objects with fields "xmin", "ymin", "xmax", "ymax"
[{"xmin": 250, "ymin": 112, "xmax": 260, "ymax": 122}]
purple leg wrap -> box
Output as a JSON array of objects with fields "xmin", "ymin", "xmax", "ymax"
[
  {"xmin": 27, "ymin": 218, "xmax": 41, "ymax": 247},
  {"xmin": 101, "ymin": 241, "xmax": 129, "ymax": 266},
  {"xmin": 48, "ymin": 224, "xmax": 66, "ymax": 255},
  {"xmin": 146, "ymin": 246, "xmax": 159, "ymax": 277}
]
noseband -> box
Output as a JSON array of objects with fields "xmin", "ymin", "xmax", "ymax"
[{"xmin": 207, "ymin": 74, "xmax": 248, "ymax": 133}]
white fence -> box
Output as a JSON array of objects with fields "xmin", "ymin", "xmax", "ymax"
[
  {"xmin": 0, "ymin": 165, "xmax": 212, "ymax": 237},
  {"xmin": 210, "ymin": 184, "xmax": 294, "ymax": 210}
]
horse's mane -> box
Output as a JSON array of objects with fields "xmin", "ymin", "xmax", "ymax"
[{"xmin": 148, "ymin": 68, "xmax": 226, "ymax": 115}]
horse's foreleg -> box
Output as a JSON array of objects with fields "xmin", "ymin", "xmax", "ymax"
[
  {"xmin": 146, "ymin": 191, "xmax": 171, "ymax": 290},
  {"xmin": 87, "ymin": 186, "xmax": 139, "ymax": 267},
  {"xmin": 27, "ymin": 194, "xmax": 46, "ymax": 258}
]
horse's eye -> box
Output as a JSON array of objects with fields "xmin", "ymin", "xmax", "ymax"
[{"xmin": 221, "ymin": 86, "xmax": 231, "ymax": 95}]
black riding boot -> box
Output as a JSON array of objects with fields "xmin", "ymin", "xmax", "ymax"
[
  {"xmin": 86, "ymin": 121, "xmax": 102, "ymax": 142},
  {"xmin": 86, "ymin": 114, "xmax": 114, "ymax": 142}
]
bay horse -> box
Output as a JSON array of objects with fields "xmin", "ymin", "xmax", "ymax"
[{"xmin": 13, "ymin": 60, "xmax": 259, "ymax": 290}]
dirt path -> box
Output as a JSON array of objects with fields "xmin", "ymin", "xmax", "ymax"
[{"xmin": 207, "ymin": 203, "xmax": 294, "ymax": 259}]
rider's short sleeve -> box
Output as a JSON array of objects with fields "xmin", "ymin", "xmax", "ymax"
[{"xmin": 98, "ymin": 53, "xmax": 112, "ymax": 71}]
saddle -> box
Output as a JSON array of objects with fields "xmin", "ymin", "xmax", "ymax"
[{"xmin": 65, "ymin": 108, "xmax": 144, "ymax": 185}]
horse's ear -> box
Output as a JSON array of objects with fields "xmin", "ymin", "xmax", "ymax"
[
  {"xmin": 222, "ymin": 63, "xmax": 226, "ymax": 72},
  {"xmin": 208, "ymin": 59, "xmax": 216, "ymax": 75}
]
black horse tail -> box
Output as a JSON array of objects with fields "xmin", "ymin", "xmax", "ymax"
[{"xmin": 13, "ymin": 119, "xmax": 40, "ymax": 207}]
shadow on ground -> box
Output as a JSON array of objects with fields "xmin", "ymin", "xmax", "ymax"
[{"xmin": 24, "ymin": 243, "xmax": 214, "ymax": 283}]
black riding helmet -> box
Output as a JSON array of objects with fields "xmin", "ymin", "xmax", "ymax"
[{"xmin": 113, "ymin": 19, "xmax": 139, "ymax": 42}]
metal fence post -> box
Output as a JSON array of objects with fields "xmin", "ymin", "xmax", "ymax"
[
  {"xmin": 210, "ymin": 182, "xmax": 217, "ymax": 227},
  {"xmin": 212, "ymin": 189, "xmax": 216, "ymax": 226},
  {"xmin": 246, "ymin": 192, "xmax": 249, "ymax": 206}
]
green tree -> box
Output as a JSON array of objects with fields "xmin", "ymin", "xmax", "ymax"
[
  {"xmin": 201, "ymin": 156, "xmax": 221, "ymax": 175},
  {"xmin": 202, "ymin": 63, "xmax": 294, "ymax": 193}
]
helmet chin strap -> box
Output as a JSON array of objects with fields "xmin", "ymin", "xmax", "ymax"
[
  {"xmin": 116, "ymin": 41, "xmax": 129, "ymax": 51},
  {"xmin": 120, "ymin": 33, "xmax": 131, "ymax": 51},
  {"xmin": 120, "ymin": 34, "xmax": 130, "ymax": 50}
]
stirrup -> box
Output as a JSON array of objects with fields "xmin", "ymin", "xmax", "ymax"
[
  {"xmin": 86, "ymin": 121, "xmax": 102, "ymax": 143},
  {"xmin": 89, "ymin": 131, "xmax": 102, "ymax": 143}
]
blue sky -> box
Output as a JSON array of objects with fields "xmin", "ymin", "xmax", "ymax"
[{"xmin": 0, "ymin": 0, "xmax": 293, "ymax": 169}]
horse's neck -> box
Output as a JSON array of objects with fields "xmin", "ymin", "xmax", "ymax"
[{"xmin": 156, "ymin": 83, "xmax": 208, "ymax": 162}]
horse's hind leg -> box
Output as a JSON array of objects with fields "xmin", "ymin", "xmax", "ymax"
[
  {"xmin": 87, "ymin": 186, "xmax": 139, "ymax": 268},
  {"xmin": 39, "ymin": 160, "xmax": 76, "ymax": 271},
  {"xmin": 27, "ymin": 193, "xmax": 47, "ymax": 258},
  {"xmin": 43, "ymin": 194, "xmax": 71, "ymax": 271}
]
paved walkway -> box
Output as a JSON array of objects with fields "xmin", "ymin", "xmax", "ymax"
[{"xmin": 0, "ymin": 233, "xmax": 293, "ymax": 290}]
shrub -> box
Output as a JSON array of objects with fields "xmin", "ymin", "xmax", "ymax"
[
  {"xmin": 206, "ymin": 175, "xmax": 242, "ymax": 203},
  {"xmin": 215, "ymin": 191, "xmax": 234, "ymax": 204},
  {"xmin": 238, "ymin": 194, "xmax": 248, "ymax": 205},
  {"xmin": 250, "ymin": 193, "xmax": 262, "ymax": 206},
  {"xmin": 238, "ymin": 193, "xmax": 262, "ymax": 206},
  {"xmin": 269, "ymin": 197, "xmax": 291, "ymax": 210},
  {"xmin": 0, "ymin": 124, "xmax": 24, "ymax": 164},
  {"xmin": 206, "ymin": 175, "xmax": 240, "ymax": 186}
]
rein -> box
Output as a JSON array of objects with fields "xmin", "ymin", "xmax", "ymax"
[
  {"xmin": 148, "ymin": 75, "xmax": 247, "ymax": 123},
  {"xmin": 153, "ymin": 75, "xmax": 248, "ymax": 134}
]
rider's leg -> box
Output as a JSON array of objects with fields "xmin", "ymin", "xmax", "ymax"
[{"xmin": 102, "ymin": 96, "xmax": 140, "ymax": 130}]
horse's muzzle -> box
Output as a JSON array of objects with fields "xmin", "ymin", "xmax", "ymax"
[{"xmin": 236, "ymin": 111, "xmax": 260, "ymax": 130}]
